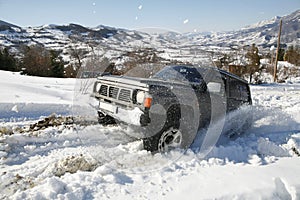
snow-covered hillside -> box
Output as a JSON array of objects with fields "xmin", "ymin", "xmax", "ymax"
[
  {"xmin": 0, "ymin": 70, "xmax": 300, "ymax": 199},
  {"xmin": 1, "ymin": 10, "xmax": 299, "ymax": 67}
]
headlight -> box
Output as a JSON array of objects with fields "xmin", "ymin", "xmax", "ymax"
[
  {"xmin": 95, "ymin": 83, "xmax": 101, "ymax": 92},
  {"xmin": 136, "ymin": 91, "xmax": 145, "ymax": 104}
]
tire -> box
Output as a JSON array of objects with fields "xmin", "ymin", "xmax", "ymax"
[
  {"xmin": 158, "ymin": 127, "xmax": 183, "ymax": 152},
  {"xmin": 143, "ymin": 106, "xmax": 197, "ymax": 153},
  {"xmin": 143, "ymin": 125, "xmax": 182, "ymax": 152}
]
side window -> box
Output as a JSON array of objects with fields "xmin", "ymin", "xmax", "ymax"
[
  {"xmin": 229, "ymin": 78, "xmax": 249, "ymax": 101},
  {"xmin": 239, "ymin": 83, "xmax": 250, "ymax": 101},
  {"xmin": 229, "ymin": 78, "xmax": 240, "ymax": 98}
]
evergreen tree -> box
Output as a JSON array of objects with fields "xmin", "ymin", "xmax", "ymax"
[
  {"xmin": 0, "ymin": 48, "xmax": 18, "ymax": 71},
  {"xmin": 50, "ymin": 50, "xmax": 65, "ymax": 78},
  {"xmin": 278, "ymin": 48, "xmax": 285, "ymax": 61}
]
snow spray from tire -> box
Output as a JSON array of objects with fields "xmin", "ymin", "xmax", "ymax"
[{"xmin": 72, "ymin": 27, "xmax": 227, "ymax": 172}]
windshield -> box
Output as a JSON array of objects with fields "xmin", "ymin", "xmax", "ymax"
[{"xmin": 152, "ymin": 65, "xmax": 207, "ymax": 83}]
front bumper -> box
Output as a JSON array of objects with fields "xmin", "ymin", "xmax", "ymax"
[{"xmin": 98, "ymin": 101, "xmax": 150, "ymax": 126}]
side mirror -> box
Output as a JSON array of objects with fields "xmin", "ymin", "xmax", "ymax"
[{"xmin": 207, "ymin": 82, "xmax": 221, "ymax": 93}]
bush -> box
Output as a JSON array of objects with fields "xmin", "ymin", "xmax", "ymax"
[
  {"xmin": 20, "ymin": 45, "xmax": 65, "ymax": 77},
  {"xmin": 0, "ymin": 47, "xmax": 18, "ymax": 71},
  {"xmin": 284, "ymin": 45, "xmax": 300, "ymax": 66}
]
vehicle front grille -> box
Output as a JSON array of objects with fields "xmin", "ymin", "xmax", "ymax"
[
  {"xmin": 99, "ymin": 85, "xmax": 108, "ymax": 96},
  {"xmin": 98, "ymin": 84, "xmax": 132, "ymax": 104},
  {"xmin": 109, "ymin": 86, "xmax": 119, "ymax": 99},
  {"xmin": 118, "ymin": 89, "xmax": 131, "ymax": 102}
]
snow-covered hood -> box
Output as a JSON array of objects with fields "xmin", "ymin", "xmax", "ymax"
[
  {"xmin": 96, "ymin": 75, "xmax": 150, "ymax": 90},
  {"xmin": 97, "ymin": 75, "xmax": 192, "ymax": 90}
]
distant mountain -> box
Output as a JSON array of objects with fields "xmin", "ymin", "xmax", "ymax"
[
  {"xmin": 237, "ymin": 9, "xmax": 300, "ymax": 46},
  {"xmin": 0, "ymin": 20, "xmax": 23, "ymax": 32},
  {"xmin": 0, "ymin": 21, "xmax": 150, "ymax": 65},
  {"xmin": 0, "ymin": 9, "xmax": 299, "ymax": 64},
  {"xmin": 170, "ymin": 9, "xmax": 300, "ymax": 49}
]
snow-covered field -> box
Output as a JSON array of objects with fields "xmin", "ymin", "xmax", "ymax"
[
  {"xmin": 0, "ymin": 70, "xmax": 300, "ymax": 200},
  {"xmin": 0, "ymin": 70, "xmax": 75, "ymax": 122}
]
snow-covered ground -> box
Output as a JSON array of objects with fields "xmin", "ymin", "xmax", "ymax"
[
  {"xmin": 0, "ymin": 70, "xmax": 300, "ymax": 199},
  {"xmin": 0, "ymin": 71, "xmax": 75, "ymax": 122}
]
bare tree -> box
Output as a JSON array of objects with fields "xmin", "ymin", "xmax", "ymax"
[
  {"xmin": 246, "ymin": 44, "xmax": 261, "ymax": 83},
  {"xmin": 21, "ymin": 45, "xmax": 52, "ymax": 77},
  {"xmin": 69, "ymin": 45, "xmax": 87, "ymax": 70}
]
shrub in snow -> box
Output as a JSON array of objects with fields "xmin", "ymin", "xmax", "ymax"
[
  {"xmin": 29, "ymin": 114, "xmax": 74, "ymax": 131},
  {"xmin": 0, "ymin": 173, "xmax": 35, "ymax": 198},
  {"xmin": 52, "ymin": 155, "xmax": 97, "ymax": 177},
  {"xmin": 0, "ymin": 126, "xmax": 13, "ymax": 136},
  {"xmin": 291, "ymin": 147, "xmax": 300, "ymax": 157}
]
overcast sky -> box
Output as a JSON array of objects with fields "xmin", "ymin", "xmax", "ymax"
[{"xmin": 0, "ymin": 0, "xmax": 299, "ymax": 33}]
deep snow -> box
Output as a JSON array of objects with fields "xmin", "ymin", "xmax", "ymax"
[{"xmin": 0, "ymin": 70, "xmax": 300, "ymax": 200}]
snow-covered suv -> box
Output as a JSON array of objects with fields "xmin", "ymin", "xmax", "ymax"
[{"xmin": 93, "ymin": 65, "xmax": 252, "ymax": 152}]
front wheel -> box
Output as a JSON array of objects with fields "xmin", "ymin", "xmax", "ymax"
[
  {"xmin": 143, "ymin": 126, "xmax": 184, "ymax": 153},
  {"xmin": 157, "ymin": 128, "xmax": 183, "ymax": 152},
  {"xmin": 143, "ymin": 106, "xmax": 197, "ymax": 153}
]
